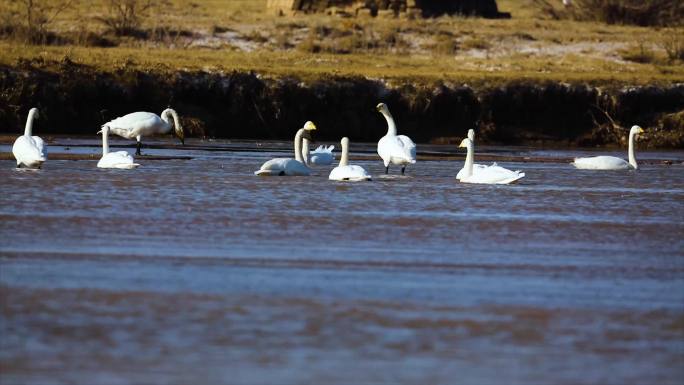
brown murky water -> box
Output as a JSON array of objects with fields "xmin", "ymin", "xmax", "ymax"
[{"xmin": 1, "ymin": 139, "xmax": 683, "ymax": 385}]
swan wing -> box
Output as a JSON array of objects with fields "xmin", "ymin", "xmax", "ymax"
[
  {"xmin": 97, "ymin": 151, "xmax": 139, "ymax": 169},
  {"xmin": 309, "ymin": 152, "xmax": 335, "ymax": 165},
  {"xmin": 105, "ymin": 112, "xmax": 165, "ymax": 139},
  {"xmin": 329, "ymin": 164, "xmax": 371, "ymax": 181},
  {"xmin": 255, "ymin": 158, "xmax": 310, "ymax": 176},
  {"xmin": 572, "ymin": 156, "xmax": 630, "ymax": 170},
  {"xmin": 32, "ymin": 136, "xmax": 47, "ymax": 158},
  {"xmin": 12, "ymin": 135, "xmax": 46, "ymax": 168},
  {"xmin": 461, "ymin": 164, "xmax": 525, "ymax": 184},
  {"xmin": 378, "ymin": 135, "xmax": 416, "ymax": 165},
  {"xmin": 456, "ymin": 163, "xmax": 487, "ymax": 180}
]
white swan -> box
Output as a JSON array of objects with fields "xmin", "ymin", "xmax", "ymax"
[
  {"xmin": 572, "ymin": 125, "xmax": 644, "ymax": 170},
  {"xmin": 329, "ymin": 137, "xmax": 371, "ymax": 181},
  {"xmin": 97, "ymin": 126, "xmax": 140, "ymax": 169},
  {"xmin": 302, "ymin": 138, "xmax": 335, "ymax": 165},
  {"xmin": 376, "ymin": 103, "xmax": 416, "ymax": 175},
  {"xmin": 12, "ymin": 108, "xmax": 47, "ymax": 169},
  {"xmin": 102, "ymin": 108, "xmax": 184, "ymax": 155},
  {"xmin": 254, "ymin": 121, "xmax": 316, "ymax": 176},
  {"xmin": 458, "ymin": 138, "xmax": 525, "ymax": 184},
  {"xmin": 456, "ymin": 128, "xmax": 487, "ymax": 180}
]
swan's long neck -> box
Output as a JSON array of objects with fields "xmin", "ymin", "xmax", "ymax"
[
  {"xmin": 24, "ymin": 109, "xmax": 37, "ymax": 136},
  {"xmin": 101, "ymin": 127, "xmax": 110, "ymax": 156},
  {"xmin": 302, "ymin": 138, "xmax": 310, "ymax": 165},
  {"xmin": 382, "ymin": 111, "xmax": 397, "ymax": 136},
  {"xmin": 161, "ymin": 109, "xmax": 180, "ymax": 133},
  {"xmin": 464, "ymin": 141, "xmax": 474, "ymax": 177},
  {"xmin": 340, "ymin": 140, "xmax": 349, "ymax": 167},
  {"xmin": 294, "ymin": 129, "xmax": 304, "ymax": 162},
  {"xmin": 628, "ymin": 131, "xmax": 638, "ymax": 169}
]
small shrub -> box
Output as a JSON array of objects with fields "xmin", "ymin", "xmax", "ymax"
[
  {"xmin": 97, "ymin": 0, "xmax": 155, "ymax": 36},
  {"xmin": 620, "ymin": 41, "xmax": 656, "ymax": 63},
  {"xmin": 659, "ymin": 29, "xmax": 684, "ymax": 62},
  {"xmin": 433, "ymin": 34, "xmax": 459, "ymax": 55}
]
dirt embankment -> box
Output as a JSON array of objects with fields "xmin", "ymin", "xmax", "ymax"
[{"xmin": 1, "ymin": 60, "xmax": 682, "ymax": 147}]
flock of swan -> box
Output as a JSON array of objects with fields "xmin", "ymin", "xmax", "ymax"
[{"xmin": 11, "ymin": 103, "xmax": 646, "ymax": 184}]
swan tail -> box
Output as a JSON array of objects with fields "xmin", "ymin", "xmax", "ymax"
[{"xmin": 254, "ymin": 169, "xmax": 284, "ymax": 176}]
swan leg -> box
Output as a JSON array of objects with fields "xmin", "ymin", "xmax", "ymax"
[
  {"xmin": 401, "ymin": 166, "xmax": 406, "ymax": 175},
  {"xmin": 135, "ymin": 140, "xmax": 142, "ymax": 156},
  {"xmin": 385, "ymin": 166, "xmax": 389, "ymax": 174}
]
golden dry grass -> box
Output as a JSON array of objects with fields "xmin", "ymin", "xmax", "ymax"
[{"xmin": 0, "ymin": 0, "xmax": 682, "ymax": 84}]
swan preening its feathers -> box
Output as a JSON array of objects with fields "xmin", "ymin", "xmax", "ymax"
[
  {"xmin": 255, "ymin": 121, "xmax": 316, "ymax": 176},
  {"xmin": 12, "ymin": 108, "xmax": 47, "ymax": 169},
  {"xmin": 458, "ymin": 138, "xmax": 525, "ymax": 184},
  {"xmin": 329, "ymin": 137, "xmax": 371, "ymax": 181},
  {"xmin": 376, "ymin": 103, "xmax": 416, "ymax": 175},
  {"xmin": 572, "ymin": 125, "xmax": 644, "ymax": 170},
  {"xmin": 302, "ymin": 139, "xmax": 335, "ymax": 166},
  {"xmin": 97, "ymin": 126, "xmax": 140, "ymax": 169},
  {"xmin": 102, "ymin": 108, "xmax": 184, "ymax": 155}
]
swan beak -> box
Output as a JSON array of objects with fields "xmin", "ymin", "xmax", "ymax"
[
  {"xmin": 376, "ymin": 103, "xmax": 385, "ymax": 112},
  {"xmin": 302, "ymin": 130, "xmax": 314, "ymax": 142},
  {"xmin": 458, "ymin": 138, "xmax": 469, "ymax": 148},
  {"xmin": 96, "ymin": 129, "xmax": 102, "ymax": 134}
]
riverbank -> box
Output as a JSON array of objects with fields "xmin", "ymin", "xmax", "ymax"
[{"xmin": 1, "ymin": 60, "xmax": 682, "ymax": 147}]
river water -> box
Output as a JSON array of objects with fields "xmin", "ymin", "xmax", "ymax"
[{"xmin": 1, "ymin": 139, "xmax": 683, "ymax": 385}]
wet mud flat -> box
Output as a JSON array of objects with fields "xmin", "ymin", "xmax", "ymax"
[{"xmin": 1, "ymin": 142, "xmax": 683, "ymax": 384}]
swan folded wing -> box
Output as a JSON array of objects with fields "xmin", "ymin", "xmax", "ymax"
[
  {"xmin": 456, "ymin": 163, "xmax": 487, "ymax": 180},
  {"xmin": 255, "ymin": 158, "xmax": 310, "ymax": 176},
  {"xmin": 329, "ymin": 165, "xmax": 371, "ymax": 181},
  {"xmin": 13, "ymin": 136, "xmax": 46, "ymax": 166},
  {"xmin": 397, "ymin": 135, "xmax": 417, "ymax": 163},
  {"xmin": 106, "ymin": 112, "xmax": 162, "ymax": 138},
  {"xmin": 98, "ymin": 151, "xmax": 139, "ymax": 169},
  {"xmin": 463, "ymin": 165, "xmax": 524, "ymax": 184},
  {"xmin": 572, "ymin": 156, "xmax": 630, "ymax": 170},
  {"xmin": 32, "ymin": 136, "xmax": 47, "ymax": 158},
  {"xmin": 380, "ymin": 135, "xmax": 416, "ymax": 164}
]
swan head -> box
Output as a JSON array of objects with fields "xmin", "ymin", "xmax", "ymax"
[
  {"xmin": 376, "ymin": 103, "xmax": 390, "ymax": 115},
  {"xmin": 301, "ymin": 121, "xmax": 317, "ymax": 141},
  {"xmin": 458, "ymin": 138, "xmax": 473, "ymax": 149},
  {"xmin": 29, "ymin": 108, "xmax": 39, "ymax": 119},
  {"xmin": 630, "ymin": 125, "xmax": 644, "ymax": 136},
  {"xmin": 341, "ymin": 137, "xmax": 349, "ymax": 146},
  {"xmin": 467, "ymin": 129, "xmax": 475, "ymax": 141}
]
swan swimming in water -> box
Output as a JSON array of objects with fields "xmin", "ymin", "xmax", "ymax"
[
  {"xmin": 456, "ymin": 128, "xmax": 487, "ymax": 180},
  {"xmin": 376, "ymin": 103, "xmax": 416, "ymax": 175},
  {"xmin": 12, "ymin": 108, "xmax": 47, "ymax": 169},
  {"xmin": 254, "ymin": 121, "xmax": 316, "ymax": 176},
  {"xmin": 572, "ymin": 125, "xmax": 644, "ymax": 170},
  {"xmin": 97, "ymin": 126, "xmax": 140, "ymax": 169},
  {"xmin": 458, "ymin": 138, "xmax": 525, "ymax": 184},
  {"xmin": 302, "ymin": 138, "xmax": 335, "ymax": 166},
  {"xmin": 102, "ymin": 108, "xmax": 184, "ymax": 155},
  {"xmin": 329, "ymin": 137, "xmax": 371, "ymax": 181}
]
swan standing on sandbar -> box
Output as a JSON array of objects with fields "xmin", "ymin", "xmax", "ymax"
[
  {"xmin": 329, "ymin": 137, "xmax": 371, "ymax": 181},
  {"xmin": 572, "ymin": 125, "xmax": 644, "ymax": 170},
  {"xmin": 376, "ymin": 103, "xmax": 416, "ymax": 175},
  {"xmin": 458, "ymin": 138, "xmax": 524, "ymax": 184},
  {"xmin": 456, "ymin": 128, "xmax": 487, "ymax": 180},
  {"xmin": 12, "ymin": 108, "xmax": 47, "ymax": 169},
  {"xmin": 302, "ymin": 138, "xmax": 335, "ymax": 166},
  {"xmin": 97, "ymin": 126, "xmax": 140, "ymax": 169},
  {"xmin": 102, "ymin": 108, "xmax": 184, "ymax": 155},
  {"xmin": 254, "ymin": 121, "xmax": 316, "ymax": 176}
]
